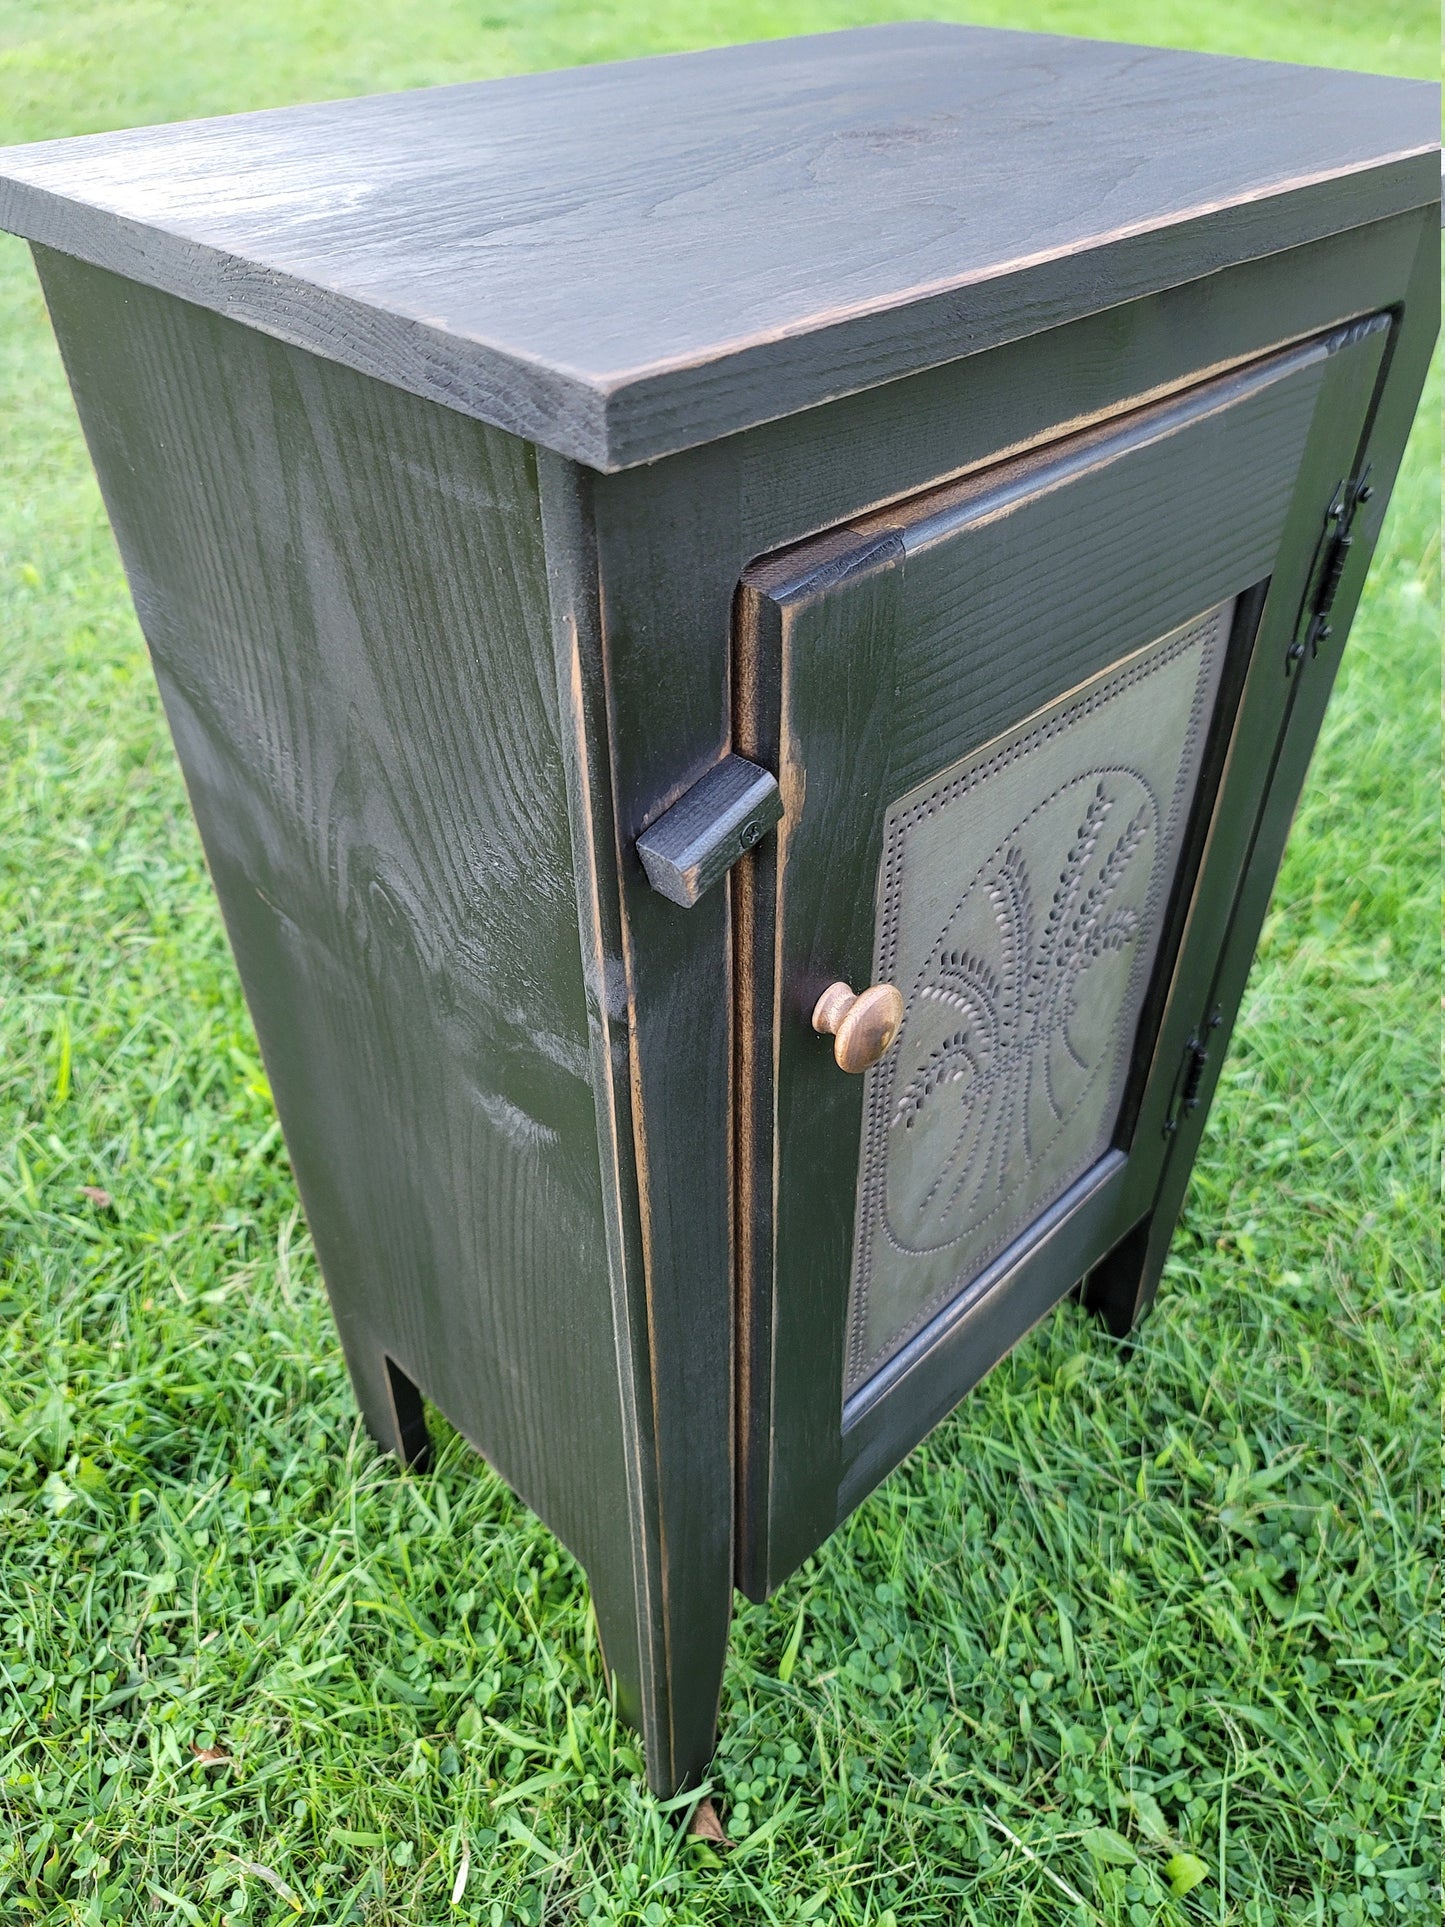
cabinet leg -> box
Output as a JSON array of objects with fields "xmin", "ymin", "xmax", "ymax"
[
  {"xmin": 340, "ymin": 1336, "xmax": 433, "ymax": 1471},
  {"xmin": 1081, "ymin": 1214, "xmax": 1162, "ymax": 1339},
  {"xmin": 585, "ymin": 1548, "xmax": 731, "ymax": 1799}
]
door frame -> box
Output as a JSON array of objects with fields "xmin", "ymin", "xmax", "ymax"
[
  {"xmin": 734, "ymin": 315, "xmax": 1396, "ymax": 1587},
  {"xmin": 559, "ymin": 204, "xmax": 1434, "ymax": 1624}
]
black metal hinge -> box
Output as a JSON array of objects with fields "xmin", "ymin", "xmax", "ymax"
[
  {"xmin": 1286, "ymin": 466, "xmax": 1374, "ymax": 676},
  {"xmin": 1163, "ymin": 1007, "xmax": 1222, "ymax": 1138}
]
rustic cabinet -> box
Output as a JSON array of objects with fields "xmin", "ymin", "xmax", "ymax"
[{"xmin": 1, "ymin": 23, "xmax": 1437, "ymax": 1795}]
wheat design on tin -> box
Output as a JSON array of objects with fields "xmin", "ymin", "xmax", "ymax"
[{"xmin": 893, "ymin": 781, "xmax": 1150, "ymax": 1233}]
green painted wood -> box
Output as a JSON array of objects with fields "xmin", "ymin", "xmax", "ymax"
[
  {"xmin": 584, "ymin": 212, "xmax": 1433, "ymax": 1616},
  {"xmin": 7, "ymin": 28, "xmax": 1437, "ymax": 1794},
  {"xmin": 0, "ymin": 25, "xmax": 1435, "ymax": 466},
  {"xmin": 536, "ymin": 450, "xmax": 735, "ymax": 1797},
  {"xmin": 635, "ymin": 756, "xmax": 783, "ymax": 908},
  {"xmin": 734, "ymin": 319, "xmax": 1398, "ymax": 1590},
  {"xmin": 30, "ymin": 245, "xmax": 686, "ymax": 1777}
]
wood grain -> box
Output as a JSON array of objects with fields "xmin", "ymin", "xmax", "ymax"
[
  {"xmin": 17, "ymin": 44, "xmax": 1437, "ymax": 1786},
  {"xmin": 33, "ymin": 245, "xmax": 671, "ymax": 1768},
  {"xmin": 1, "ymin": 24, "xmax": 1436, "ymax": 467},
  {"xmin": 582, "ymin": 207, "xmax": 1434, "ymax": 1608},
  {"xmin": 635, "ymin": 755, "xmax": 783, "ymax": 908},
  {"xmin": 536, "ymin": 449, "xmax": 735, "ymax": 1797},
  {"xmin": 735, "ymin": 322, "xmax": 1395, "ymax": 1590}
]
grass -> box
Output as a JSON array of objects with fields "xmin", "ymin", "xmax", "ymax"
[{"xmin": 0, "ymin": 0, "xmax": 1438, "ymax": 1921}]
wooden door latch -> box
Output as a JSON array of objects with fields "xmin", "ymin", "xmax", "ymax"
[{"xmin": 635, "ymin": 754, "xmax": 783, "ymax": 907}]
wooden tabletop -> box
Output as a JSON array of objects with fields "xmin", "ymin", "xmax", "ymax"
[{"xmin": 0, "ymin": 23, "xmax": 1436, "ymax": 468}]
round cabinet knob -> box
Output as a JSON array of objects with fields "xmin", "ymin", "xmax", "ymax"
[{"xmin": 811, "ymin": 980, "xmax": 905, "ymax": 1074}]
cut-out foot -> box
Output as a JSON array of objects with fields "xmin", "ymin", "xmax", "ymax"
[
  {"xmin": 381, "ymin": 1355, "xmax": 432, "ymax": 1471},
  {"xmin": 341, "ymin": 1338, "xmax": 433, "ymax": 1470}
]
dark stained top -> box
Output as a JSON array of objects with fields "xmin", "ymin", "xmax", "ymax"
[{"xmin": 0, "ymin": 23, "xmax": 1437, "ymax": 469}]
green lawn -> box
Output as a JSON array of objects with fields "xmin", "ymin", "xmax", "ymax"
[{"xmin": 0, "ymin": 3, "xmax": 1439, "ymax": 1922}]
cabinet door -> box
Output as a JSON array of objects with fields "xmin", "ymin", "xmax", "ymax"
[{"xmin": 735, "ymin": 317, "xmax": 1390, "ymax": 1594}]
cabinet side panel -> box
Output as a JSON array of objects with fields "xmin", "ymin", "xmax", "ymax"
[{"xmin": 34, "ymin": 248, "xmax": 632, "ymax": 1567}]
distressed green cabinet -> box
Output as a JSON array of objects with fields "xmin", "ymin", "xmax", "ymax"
[{"xmin": 1, "ymin": 24, "xmax": 1437, "ymax": 1795}]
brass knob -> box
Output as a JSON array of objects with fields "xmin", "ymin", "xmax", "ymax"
[{"xmin": 811, "ymin": 980, "xmax": 904, "ymax": 1074}]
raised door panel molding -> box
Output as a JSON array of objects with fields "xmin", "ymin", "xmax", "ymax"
[{"xmin": 847, "ymin": 600, "xmax": 1231, "ymax": 1392}]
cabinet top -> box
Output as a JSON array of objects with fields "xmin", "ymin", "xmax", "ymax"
[{"xmin": 0, "ymin": 23, "xmax": 1436, "ymax": 470}]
